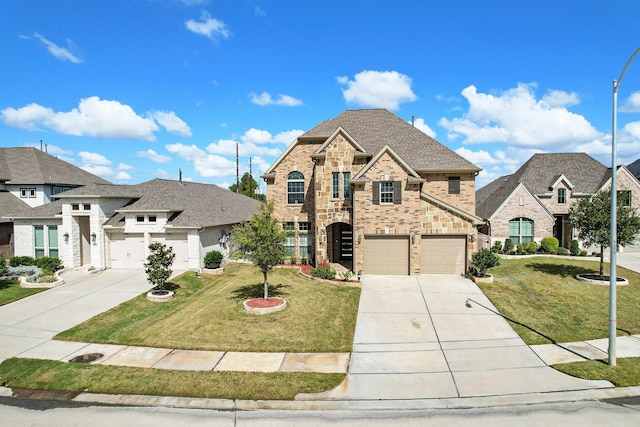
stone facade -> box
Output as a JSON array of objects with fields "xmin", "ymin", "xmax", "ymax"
[{"xmin": 265, "ymin": 128, "xmax": 480, "ymax": 274}]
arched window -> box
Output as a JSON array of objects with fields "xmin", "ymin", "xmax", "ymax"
[
  {"xmin": 509, "ymin": 218, "xmax": 534, "ymax": 244},
  {"xmin": 287, "ymin": 171, "xmax": 305, "ymax": 204}
]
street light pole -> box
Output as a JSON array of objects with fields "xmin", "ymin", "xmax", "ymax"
[{"xmin": 609, "ymin": 47, "xmax": 640, "ymax": 367}]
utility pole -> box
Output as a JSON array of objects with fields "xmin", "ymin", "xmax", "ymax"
[
  {"xmin": 235, "ymin": 142, "xmax": 239, "ymax": 193},
  {"xmin": 249, "ymin": 157, "xmax": 253, "ymax": 199}
]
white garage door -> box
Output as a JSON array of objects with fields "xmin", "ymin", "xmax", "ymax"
[
  {"xmin": 421, "ymin": 235, "xmax": 467, "ymax": 274},
  {"xmin": 109, "ymin": 233, "xmax": 146, "ymax": 269},
  {"xmin": 363, "ymin": 236, "xmax": 409, "ymax": 275},
  {"xmin": 150, "ymin": 234, "xmax": 189, "ymax": 270}
]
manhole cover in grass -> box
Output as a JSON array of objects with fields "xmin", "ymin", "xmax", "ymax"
[{"xmin": 69, "ymin": 353, "xmax": 104, "ymax": 363}]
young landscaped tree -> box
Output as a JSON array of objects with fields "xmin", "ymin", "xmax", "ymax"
[
  {"xmin": 144, "ymin": 242, "xmax": 176, "ymax": 290},
  {"xmin": 569, "ymin": 190, "xmax": 640, "ymax": 278},
  {"xmin": 229, "ymin": 172, "xmax": 266, "ymax": 202},
  {"xmin": 231, "ymin": 201, "xmax": 286, "ymax": 300}
]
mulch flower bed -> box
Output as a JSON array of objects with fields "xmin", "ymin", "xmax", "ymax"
[{"xmin": 245, "ymin": 297, "xmax": 285, "ymax": 308}]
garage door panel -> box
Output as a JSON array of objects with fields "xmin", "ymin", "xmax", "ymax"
[
  {"xmin": 364, "ymin": 236, "xmax": 409, "ymax": 275},
  {"xmin": 421, "ymin": 236, "xmax": 466, "ymax": 274},
  {"xmin": 151, "ymin": 234, "xmax": 189, "ymax": 269},
  {"xmin": 110, "ymin": 233, "xmax": 146, "ymax": 269}
]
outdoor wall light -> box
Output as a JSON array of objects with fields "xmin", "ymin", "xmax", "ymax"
[
  {"xmin": 63, "ymin": 232, "xmax": 69, "ymax": 243},
  {"xmin": 411, "ymin": 234, "xmax": 416, "ymax": 244},
  {"xmin": 357, "ymin": 235, "xmax": 362, "ymax": 244},
  {"xmin": 91, "ymin": 232, "xmax": 97, "ymax": 244}
]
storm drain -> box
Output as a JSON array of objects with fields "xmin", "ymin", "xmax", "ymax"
[{"xmin": 69, "ymin": 353, "xmax": 104, "ymax": 363}]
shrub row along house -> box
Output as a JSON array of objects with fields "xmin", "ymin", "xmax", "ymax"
[
  {"xmin": 476, "ymin": 153, "xmax": 640, "ymax": 251},
  {"xmin": 1, "ymin": 147, "xmax": 261, "ymax": 270},
  {"xmin": 262, "ymin": 109, "xmax": 483, "ymax": 275}
]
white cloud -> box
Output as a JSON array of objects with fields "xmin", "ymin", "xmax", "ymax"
[
  {"xmin": 1, "ymin": 97, "xmax": 191, "ymax": 141},
  {"xmin": 273, "ymin": 129, "xmax": 304, "ymax": 144},
  {"xmin": 77, "ymin": 151, "xmax": 133, "ymax": 181},
  {"xmin": 439, "ymin": 83, "xmax": 601, "ymax": 148},
  {"xmin": 249, "ymin": 92, "xmax": 303, "ymax": 107},
  {"xmin": 456, "ymin": 146, "xmax": 542, "ymax": 189},
  {"xmin": 541, "ymin": 90, "xmax": 580, "ymax": 108},
  {"xmin": 408, "ymin": 117, "xmax": 436, "ymax": 138},
  {"xmin": 32, "ymin": 33, "xmax": 83, "ymax": 63},
  {"xmin": 166, "ymin": 142, "xmax": 236, "ymax": 177},
  {"xmin": 620, "ymin": 91, "xmax": 640, "ymax": 113},
  {"xmin": 150, "ymin": 111, "xmax": 192, "ymax": 136},
  {"xmin": 337, "ymin": 70, "xmax": 418, "ymax": 110},
  {"xmin": 205, "ymin": 139, "xmax": 282, "ymax": 157},
  {"xmin": 185, "ymin": 12, "xmax": 231, "ymax": 41},
  {"xmin": 137, "ymin": 149, "xmax": 171, "ymax": 163},
  {"xmin": 242, "ymin": 128, "xmax": 273, "ymax": 144}
]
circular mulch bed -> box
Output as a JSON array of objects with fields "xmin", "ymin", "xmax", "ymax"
[
  {"xmin": 576, "ymin": 274, "xmax": 629, "ymax": 286},
  {"xmin": 243, "ymin": 297, "xmax": 287, "ymax": 315},
  {"xmin": 146, "ymin": 290, "xmax": 175, "ymax": 302}
]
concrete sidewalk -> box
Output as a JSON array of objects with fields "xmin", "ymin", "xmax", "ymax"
[{"xmin": 302, "ymin": 274, "xmax": 613, "ymax": 401}]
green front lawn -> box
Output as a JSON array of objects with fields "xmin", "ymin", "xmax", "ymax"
[
  {"xmin": 478, "ymin": 256, "xmax": 640, "ymax": 387},
  {"xmin": 0, "ymin": 278, "xmax": 48, "ymax": 306},
  {"xmin": 56, "ymin": 263, "xmax": 361, "ymax": 353},
  {"xmin": 477, "ymin": 256, "xmax": 640, "ymax": 345}
]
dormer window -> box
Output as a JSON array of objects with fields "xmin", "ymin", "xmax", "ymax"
[
  {"xmin": 448, "ymin": 177, "xmax": 461, "ymax": 194},
  {"xmin": 557, "ymin": 188, "xmax": 566, "ymax": 204}
]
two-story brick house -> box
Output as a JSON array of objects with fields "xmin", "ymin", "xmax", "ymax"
[
  {"xmin": 261, "ymin": 109, "xmax": 483, "ymax": 275},
  {"xmin": 476, "ymin": 153, "xmax": 640, "ymax": 250}
]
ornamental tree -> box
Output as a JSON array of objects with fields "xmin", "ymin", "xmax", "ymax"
[
  {"xmin": 230, "ymin": 201, "xmax": 286, "ymax": 300},
  {"xmin": 144, "ymin": 242, "xmax": 176, "ymax": 290},
  {"xmin": 569, "ymin": 190, "xmax": 640, "ymax": 277},
  {"xmin": 471, "ymin": 248, "xmax": 500, "ymax": 277}
]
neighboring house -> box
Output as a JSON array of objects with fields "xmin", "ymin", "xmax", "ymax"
[
  {"xmin": 7, "ymin": 179, "xmax": 262, "ymax": 270},
  {"xmin": 629, "ymin": 159, "xmax": 640, "ymax": 182},
  {"xmin": 261, "ymin": 109, "xmax": 483, "ymax": 276},
  {"xmin": 0, "ymin": 147, "xmax": 110, "ymax": 258},
  {"xmin": 476, "ymin": 153, "xmax": 640, "ymax": 250}
]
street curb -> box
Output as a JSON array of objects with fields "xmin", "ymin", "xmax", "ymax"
[{"xmin": 2, "ymin": 385, "xmax": 640, "ymax": 411}]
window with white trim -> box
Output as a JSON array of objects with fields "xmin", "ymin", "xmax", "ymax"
[
  {"xmin": 287, "ymin": 171, "xmax": 305, "ymax": 204},
  {"xmin": 332, "ymin": 172, "xmax": 340, "ymax": 199},
  {"xmin": 557, "ymin": 188, "xmax": 566, "ymax": 204},
  {"xmin": 509, "ymin": 218, "xmax": 534, "ymax": 244},
  {"xmin": 380, "ymin": 181, "xmax": 394, "ymax": 203}
]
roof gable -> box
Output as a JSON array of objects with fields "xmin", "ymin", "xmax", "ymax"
[{"xmin": 352, "ymin": 145, "xmax": 422, "ymax": 182}]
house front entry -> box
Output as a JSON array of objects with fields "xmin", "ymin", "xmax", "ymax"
[
  {"xmin": 326, "ymin": 222, "xmax": 353, "ymax": 270},
  {"xmin": 76, "ymin": 216, "xmax": 92, "ymax": 266},
  {"xmin": 554, "ymin": 215, "xmax": 572, "ymax": 248}
]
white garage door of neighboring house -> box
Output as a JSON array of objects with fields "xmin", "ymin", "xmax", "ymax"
[
  {"xmin": 109, "ymin": 233, "xmax": 146, "ymax": 269},
  {"xmin": 363, "ymin": 236, "xmax": 409, "ymax": 275},
  {"xmin": 421, "ymin": 235, "xmax": 467, "ymax": 275},
  {"xmin": 150, "ymin": 234, "xmax": 189, "ymax": 270}
]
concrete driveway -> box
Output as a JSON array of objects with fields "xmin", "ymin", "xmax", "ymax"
[
  {"xmin": 0, "ymin": 269, "xmax": 151, "ymax": 362},
  {"xmin": 307, "ymin": 274, "xmax": 612, "ymax": 400}
]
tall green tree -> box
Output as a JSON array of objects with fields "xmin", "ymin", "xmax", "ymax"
[
  {"xmin": 229, "ymin": 172, "xmax": 266, "ymax": 202},
  {"xmin": 569, "ymin": 190, "xmax": 640, "ymax": 277},
  {"xmin": 231, "ymin": 201, "xmax": 286, "ymax": 300}
]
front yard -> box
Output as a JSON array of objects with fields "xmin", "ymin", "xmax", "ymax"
[
  {"xmin": 0, "ymin": 278, "xmax": 47, "ymax": 306},
  {"xmin": 478, "ymin": 256, "xmax": 640, "ymax": 387}
]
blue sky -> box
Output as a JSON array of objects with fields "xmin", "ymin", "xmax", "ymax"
[{"xmin": 2, "ymin": 0, "xmax": 640, "ymax": 193}]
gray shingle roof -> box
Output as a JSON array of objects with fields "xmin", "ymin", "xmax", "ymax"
[
  {"xmin": 629, "ymin": 159, "xmax": 640, "ymax": 180},
  {"xmin": 476, "ymin": 153, "xmax": 609, "ymax": 219},
  {"xmin": 0, "ymin": 191, "xmax": 31, "ymax": 223},
  {"xmin": 9, "ymin": 179, "xmax": 262, "ymax": 228},
  {"xmin": 300, "ymin": 109, "xmax": 480, "ymax": 172},
  {"xmin": 0, "ymin": 147, "xmax": 110, "ymax": 186}
]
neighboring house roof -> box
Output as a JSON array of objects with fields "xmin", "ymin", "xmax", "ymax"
[
  {"xmin": 629, "ymin": 159, "xmax": 640, "ymax": 180},
  {"xmin": 0, "ymin": 191, "xmax": 31, "ymax": 223},
  {"xmin": 0, "ymin": 147, "xmax": 111, "ymax": 186},
  {"xmin": 476, "ymin": 153, "xmax": 609, "ymax": 219},
  {"xmin": 266, "ymin": 109, "xmax": 481, "ymax": 174}
]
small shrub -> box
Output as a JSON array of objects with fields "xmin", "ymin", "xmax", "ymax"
[
  {"xmin": 492, "ymin": 241, "xmax": 502, "ymax": 253},
  {"xmin": 9, "ymin": 256, "xmax": 36, "ymax": 267},
  {"xmin": 540, "ymin": 237, "xmax": 559, "ymax": 253},
  {"xmin": 570, "ymin": 240, "xmax": 580, "ymax": 256},
  {"xmin": 557, "ymin": 247, "xmax": 569, "ymax": 256},
  {"xmin": 311, "ymin": 265, "xmax": 336, "ymax": 280},
  {"xmin": 526, "ymin": 242, "xmax": 537, "ymax": 254},
  {"xmin": 37, "ymin": 275, "xmax": 59, "ymax": 283},
  {"xmin": 516, "ymin": 243, "xmax": 526, "ymax": 254},
  {"xmin": 7, "ymin": 265, "xmax": 42, "ymax": 277},
  {"xmin": 471, "ymin": 248, "xmax": 500, "ymax": 277},
  {"xmin": 580, "ymin": 250, "xmax": 588, "ymax": 257},
  {"xmin": 35, "ymin": 256, "xmax": 62, "ymax": 272},
  {"xmin": 301, "ymin": 256, "xmax": 308, "ymax": 265},
  {"xmin": 503, "ymin": 239, "xmax": 514, "ymax": 253},
  {"xmin": 340, "ymin": 270, "xmax": 353, "ymax": 281},
  {"xmin": 204, "ymin": 250, "xmax": 223, "ymax": 269},
  {"xmin": 0, "ymin": 256, "xmax": 6, "ymax": 276}
]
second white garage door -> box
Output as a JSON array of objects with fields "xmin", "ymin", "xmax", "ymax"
[
  {"xmin": 421, "ymin": 235, "xmax": 467, "ymax": 274},
  {"xmin": 150, "ymin": 234, "xmax": 190, "ymax": 270},
  {"xmin": 363, "ymin": 236, "xmax": 409, "ymax": 275}
]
